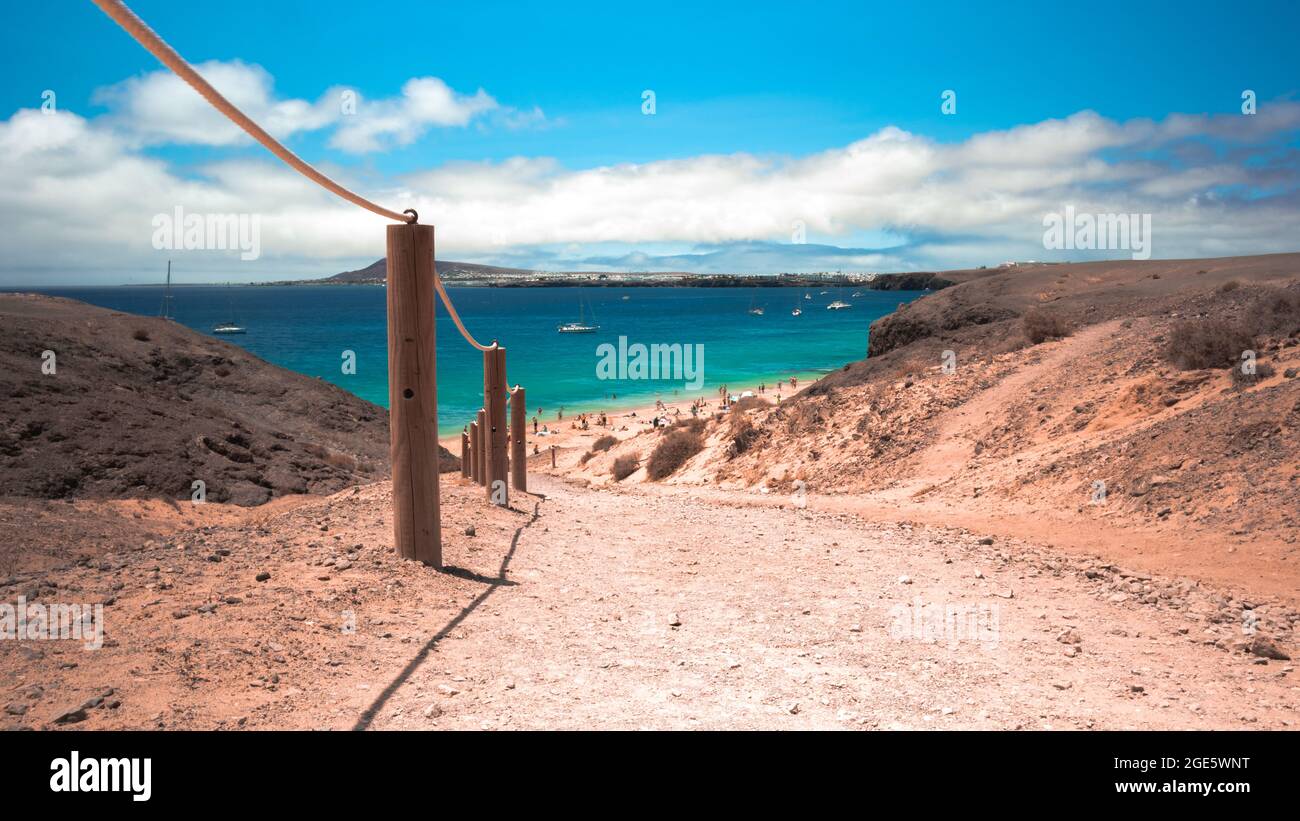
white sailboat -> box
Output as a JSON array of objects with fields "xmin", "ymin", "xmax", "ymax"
[
  {"xmin": 558, "ymin": 298, "xmax": 599, "ymax": 333},
  {"xmin": 213, "ymin": 287, "xmax": 246, "ymax": 334}
]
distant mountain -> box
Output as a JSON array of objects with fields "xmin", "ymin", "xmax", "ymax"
[{"xmin": 327, "ymin": 259, "xmax": 540, "ymax": 283}]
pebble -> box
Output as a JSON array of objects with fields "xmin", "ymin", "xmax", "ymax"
[
  {"xmin": 256, "ymin": 572, "xmax": 271, "ymax": 582},
  {"xmin": 668, "ymin": 614, "xmax": 682, "ymax": 627},
  {"xmin": 898, "ymin": 575, "xmax": 912, "ymax": 585}
]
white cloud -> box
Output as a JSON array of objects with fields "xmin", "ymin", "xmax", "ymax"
[
  {"xmin": 93, "ymin": 60, "xmax": 336, "ymax": 146},
  {"xmin": 1, "ymin": 84, "xmax": 1298, "ymax": 283},
  {"xmin": 90, "ymin": 61, "xmax": 512, "ymax": 153},
  {"xmin": 330, "ymin": 77, "xmax": 499, "ymax": 153}
]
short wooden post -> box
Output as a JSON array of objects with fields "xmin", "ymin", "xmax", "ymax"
[
  {"xmin": 474, "ymin": 409, "xmax": 487, "ymax": 485},
  {"xmin": 460, "ymin": 429, "xmax": 470, "ymax": 479},
  {"xmin": 550, "ymin": 445, "xmax": 557, "ymax": 468},
  {"xmin": 483, "ymin": 346, "xmax": 509, "ymax": 506},
  {"xmin": 510, "ymin": 385, "xmax": 526, "ymax": 492},
  {"xmin": 467, "ymin": 421, "xmax": 476, "ymax": 483},
  {"xmin": 385, "ymin": 222, "xmax": 441, "ymax": 568}
]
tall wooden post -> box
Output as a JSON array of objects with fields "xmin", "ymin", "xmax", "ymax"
[
  {"xmin": 385, "ymin": 223, "xmax": 441, "ymax": 568},
  {"xmin": 475, "ymin": 408, "xmax": 487, "ymax": 486},
  {"xmin": 510, "ymin": 385, "xmax": 526, "ymax": 492},
  {"xmin": 460, "ymin": 429, "xmax": 470, "ymax": 479},
  {"xmin": 483, "ymin": 346, "xmax": 509, "ymax": 506}
]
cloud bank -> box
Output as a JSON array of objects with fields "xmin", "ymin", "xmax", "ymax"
[{"xmin": 2, "ymin": 59, "xmax": 1298, "ymax": 283}]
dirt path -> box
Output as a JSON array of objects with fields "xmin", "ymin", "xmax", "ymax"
[
  {"xmin": 894, "ymin": 321, "xmax": 1120, "ymax": 499},
  {"xmin": 5, "ymin": 474, "xmax": 1294, "ymax": 730},
  {"xmin": 365, "ymin": 475, "xmax": 1295, "ymax": 730}
]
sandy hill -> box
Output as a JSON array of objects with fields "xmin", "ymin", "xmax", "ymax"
[
  {"xmin": 563, "ymin": 253, "xmax": 1300, "ymax": 602},
  {"xmin": 0, "ymin": 294, "xmax": 456, "ymax": 508}
]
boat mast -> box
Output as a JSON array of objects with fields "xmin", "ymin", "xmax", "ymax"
[{"xmin": 160, "ymin": 260, "xmax": 174, "ymax": 319}]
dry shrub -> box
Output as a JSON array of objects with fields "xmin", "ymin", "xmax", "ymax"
[
  {"xmin": 590, "ymin": 434, "xmax": 618, "ymax": 452},
  {"xmin": 1241, "ymin": 287, "xmax": 1300, "ymax": 337},
  {"xmin": 732, "ymin": 395, "xmax": 770, "ymax": 412},
  {"xmin": 1217, "ymin": 279, "xmax": 1241, "ymax": 293},
  {"xmin": 1232, "ymin": 361, "xmax": 1276, "ymax": 389},
  {"xmin": 1166, "ymin": 319, "xmax": 1255, "ymax": 370},
  {"xmin": 611, "ymin": 454, "xmax": 639, "ymax": 481},
  {"xmin": 1022, "ymin": 308, "xmax": 1070, "ymax": 344},
  {"xmin": 579, "ymin": 450, "xmax": 595, "ymax": 465},
  {"xmin": 646, "ymin": 429, "xmax": 703, "ymax": 480},
  {"xmin": 727, "ymin": 414, "xmax": 761, "ymax": 458},
  {"xmin": 671, "ymin": 416, "xmax": 706, "ymax": 435},
  {"xmin": 132, "ymin": 328, "xmax": 150, "ymax": 342}
]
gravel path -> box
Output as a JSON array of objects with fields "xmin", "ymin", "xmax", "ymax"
[{"xmin": 371, "ymin": 475, "xmax": 1297, "ymax": 730}]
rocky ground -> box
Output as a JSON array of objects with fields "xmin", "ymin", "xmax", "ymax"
[
  {"xmin": 0, "ymin": 294, "xmax": 455, "ymax": 513},
  {"xmin": 2, "ymin": 471, "xmax": 1294, "ymax": 730}
]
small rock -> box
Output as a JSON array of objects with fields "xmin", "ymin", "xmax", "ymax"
[
  {"xmin": 898, "ymin": 575, "xmax": 912, "ymax": 585},
  {"xmin": 787, "ymin": 702, "xmax": 800, "ymax": 715},
  {"xmin": 1249, "ymin": 636, "xmax": 1291, "ymax": 660},
  {"xmin": 52, "ymin": 706, "xmax": 88, "ymax": 725},
  {"xmin": 423, "ymin": 704, "xmax": 443, "ymax": 719},
  {"xmin": 1057, "ymin": 629, "xmax": 1082, "ymax": 645},
  {"xmin": 978, "ymin": 537, "xmax": 994, "ymax": 545},
  {"xmin": 668, "ymin": 614, "xmax": 682, "ymax": 627},
  {"xmin": 4, "ymin": 703, "xmax": 27, "ymax": 716},
  {"xmin": 256, "ymin": 572, "xmax": 271, "ymax": 582},
  {"xmin": 464, "ymin": 526, "xmax": 476, "ymax": 537}
]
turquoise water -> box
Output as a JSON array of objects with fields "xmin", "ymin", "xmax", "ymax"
[{"xmin": 23, "ymin": 285, "xmax": 920, "ymax": 434}]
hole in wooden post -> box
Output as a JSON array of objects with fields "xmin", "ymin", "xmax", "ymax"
[{"xmin": 403, "ymin": 388, "xmax": 414, "ymax": 399}]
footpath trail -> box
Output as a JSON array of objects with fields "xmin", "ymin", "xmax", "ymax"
[
  {"xmin": 367, "ymin": 475, "xmax": 1296, "ymax": 730},
  {"xmin": 6, "ymin": 475, "xmax": 1294, "ymax": 730}
]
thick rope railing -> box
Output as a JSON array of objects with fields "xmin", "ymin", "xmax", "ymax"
[{"xmin": 91, "ymin": 0, "xmax": 495, "ymax": 353}]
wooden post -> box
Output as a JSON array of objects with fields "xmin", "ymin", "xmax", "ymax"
[
  {"xmin": 510, "ymin": 385, "xmax": 526, "ymax": 492},
  {"xmin": 550, "ymin": 445, "xmax": 557, "ymax": 468},
  {"xmin": 483, "ymin": 346, "xmax": 509, "ymax": 506},
  {"xmin": 385, "ymin": 223, "xmax": 441, "ymax": 568},
  {"xmin": 474, "ymin": 410, "xmax": 487, "ymax": 485},
  {"xmin": 460, "ymin": 429, "xmax": 470, "ymax": 479}
]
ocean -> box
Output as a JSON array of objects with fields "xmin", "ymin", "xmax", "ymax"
[{"xmin": 22, "ymin": 285, "xmax": 920, "ymax": 435}]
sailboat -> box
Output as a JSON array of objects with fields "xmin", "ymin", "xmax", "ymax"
[
  {"xmin": 557, "ymin": 297, "xmax": 599, "ymax": 333},
  {"xmin": 159, "ymin": 260, "xmax": 176, "ymax": 320},
  {"xmin": 213, "ymin": 288, "xmax": 246, "ymax": 334}
]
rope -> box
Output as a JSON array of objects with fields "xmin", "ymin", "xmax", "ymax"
[
  {"xmin": 91, "ymin": 0, "xmax": 411, "ymax": 224},
  {"xmin": 433, "ymin": 274, "xmax": 494, "ymax": 352},
  {"xmin": 93, "ymin": 0, "xmax": 498, "ymax": 352}
]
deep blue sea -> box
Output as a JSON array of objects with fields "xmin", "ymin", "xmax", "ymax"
[{"xmin": 18, "ymin": 285, "xmax": 920, "ymax": 435}]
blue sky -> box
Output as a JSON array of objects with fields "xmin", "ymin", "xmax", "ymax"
[{"xmin": 2, "ymin": 0, "xmax": 1299, "ymax": 283}]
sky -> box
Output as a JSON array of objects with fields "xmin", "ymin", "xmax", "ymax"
[{"xmin": 1, "ymin": 0, "xmax": 1299, "ymax": 284}]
